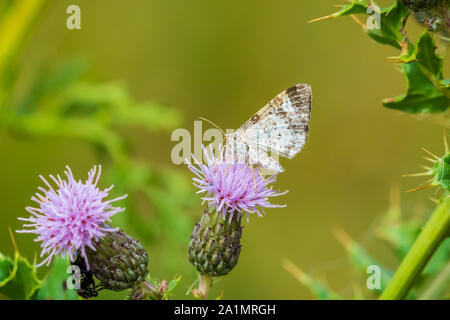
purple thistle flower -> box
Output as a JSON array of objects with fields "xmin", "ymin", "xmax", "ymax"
[
  {"xmin": 188, "ymin": 146, "xmax": 287, "ymax": 221},
  {"xmin": 17, "ymin": 165, "xmax": 127, "ymax": 269}
]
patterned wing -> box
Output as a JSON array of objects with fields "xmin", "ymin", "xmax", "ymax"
[{"xmin": 235, "ymin": 84, "xmax": 312, "ymax": 160}]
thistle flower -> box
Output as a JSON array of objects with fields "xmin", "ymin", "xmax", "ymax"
[
  {"xmin": 17, "ymin": 165, "xmax": 127, "ymax": 269},
  {"xmin": 187, "ymin": 145, "xmax": 286, "ymax": 277},
  {"xmin": 188, "ymin": 146, "xmax": 287, "ymax": 222}
]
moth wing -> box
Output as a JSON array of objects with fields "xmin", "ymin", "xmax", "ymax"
[{"xmin": 235, "ymin": 84, "xmax": 312, "ymax": 159}]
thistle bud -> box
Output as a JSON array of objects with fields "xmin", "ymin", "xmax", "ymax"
[
  {"xmin": 188, "ymin": 207, "xmax": 243, "ymax": 276},
  {"xmin": 78, "ymin": 229, "xmax": 149, "ymax": 292}
]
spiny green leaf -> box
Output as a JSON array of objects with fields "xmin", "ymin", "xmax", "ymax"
[
  {"xmin": 0, "ymin": 251, "xmax": 41, "ymax": 300},
  {"xmin": 366, "ymin": 2, "xmax": 410, "ymax": 49},
  {"xmin": 383, "ymin": 61, "xmax": 449, "ymax": 113},
  {"xmin": 377, "ymin": 16, "xmax": 449, "ymax": 114},
  {"xmin": 317, "ymin": 1, "xmax": 410, "ymax": 49},
  {"xmin": 323, "ymin": 0, "xmax": 369, "ymax": 17},
  {"xmin": 0, "ymin": 252, "xmax": 14, "ymax": 285},
  {"xmin": 163, "ymin": 275, "xmax": 182, "ymax": 300},
  {"xmin": 404, "ymin": 30, "xmax": 444, "ymax": 80},
  {"xmin": 36, "ymin": 256, "xmax": 79, "ymax": 300}
]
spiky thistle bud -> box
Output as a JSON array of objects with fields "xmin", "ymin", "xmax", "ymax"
[
  {"xmin": 188, "ymin": 207, "xmax": 243, "ymax": 276},
  {"xmin": 77, "ymin": 229, "xmax": 149, "ymax": 292}
]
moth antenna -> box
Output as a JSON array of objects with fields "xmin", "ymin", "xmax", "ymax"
[{"xmin": 199, "ymin": 117, "xmax": 226, "ymax": 137}]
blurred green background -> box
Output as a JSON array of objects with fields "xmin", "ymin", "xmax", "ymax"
[{"xmin": 0, "ymin": 0, "xmax": 448, "ymax": 299}]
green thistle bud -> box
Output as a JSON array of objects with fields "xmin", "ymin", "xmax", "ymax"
[
  {"xmin": 81, "ymin": 229, "xmax": 149, "ymax": 292},
  {"xmin": 188, "ymin": 207, "xmax": 243, "ymax": 277}
]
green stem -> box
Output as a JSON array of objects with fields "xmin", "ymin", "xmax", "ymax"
[
  {"xmin": 380, "ymin": 197, "xmax": 450, "ymax": 300},
  {"xmin": 193, "ymin": 274, "xmax": 212, "ymax": 300},
  {"xmin": 130, "ymin": 280, "xmax": 168, "ymax": 300}
]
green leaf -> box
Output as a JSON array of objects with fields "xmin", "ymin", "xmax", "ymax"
[
  {"xmin": 383, "ymin": 61, "xmax": 449, "ymax": 113},
  {"xmin": 0, "ymin": 252, "xmax": 14, "ymax": 285},
  {"xmin": 386, "ymin": 30, "xmax": 450, "ymax": 114},
  {"xmin": 318, "ymin": 1, "xmax": 410, "ymax": 49},
  {"xmin": 324, "ymin": 0, "xmax": 369, "ymax": 17},
  {"xmin": 366, "ymin": 2, "xmax": 410, "ymax": 49},
  {"xmin": 36, "ymin": 256, "xmax": 79, "ymax": 300},
  {"xmin": 0, "ymin": 251, "xmax": 42, "ymax": 300},
  {"xmin": 403, "ymin": 30, "xmax": 444, "ymax": 80},
  {"xmin": 163, "ymin": 275, "xmax": 182, "ymax": 300}
]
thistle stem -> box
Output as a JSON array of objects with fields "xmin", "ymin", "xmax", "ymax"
[
  {"xmin": 0, "ymin": 0, "xmax": 46, "ymax": 105},
  {"xmin": 130, "ymin": 280, "xmax": 166, "ymax": 300},
  {"xmin": 380, "ymin": 197, "xmax": 450, "ymax": 300},
  {"xmin": 194, "ymin": 274, "xmax": 212, "ymax": 300}
]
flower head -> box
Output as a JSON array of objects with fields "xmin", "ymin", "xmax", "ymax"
[
  {"xmin": 17, "ymin": 165, "xmax": 127, "ymax": 268},
  {"xmin": 188, "ymin": 146, "xmax": 287, "ymax": 221}
]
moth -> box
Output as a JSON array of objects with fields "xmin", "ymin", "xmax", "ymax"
[{"xmin": 225, "ymin": 84, "xmax": 312, "ymax": 173}]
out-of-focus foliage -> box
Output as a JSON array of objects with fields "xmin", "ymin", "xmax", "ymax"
[
  {"xmin": 283, "ymin": 259, "xmax": 342, "ymax": 300},
  {"xmin": 286, "ymin": 192, "xmax": 450, "ymax": 299},
  {"xmin": 316, "ymin": 0, "xmax": 450, "ymax": 113},
  {"xmin": 0, "ymin": 0, "xmax": 196, "ymax": 300},
  {"xmin": 0, "ymin": 231, "xmax": 43, "ymax": 300}
]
